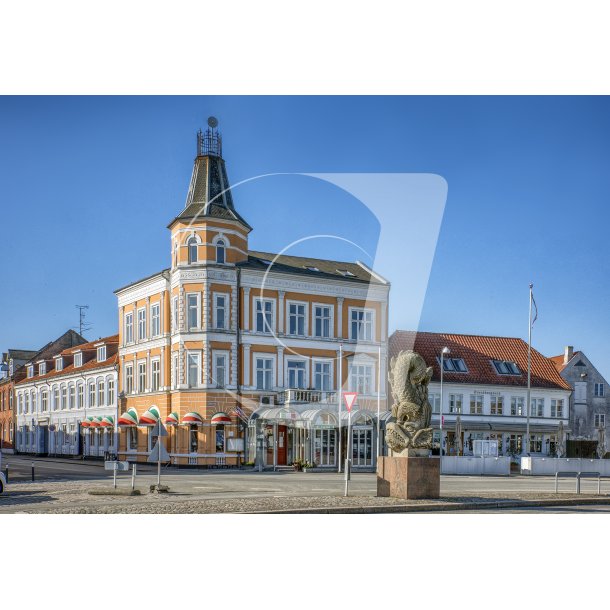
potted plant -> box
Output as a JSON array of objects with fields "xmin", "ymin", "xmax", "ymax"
[
  {"xmin": 291, "ymin": 458, "xmax": 303, "ymax": 472},
  {"xmin": 302, "ymin": 460, "xmax": 316, "ymax": 473}
]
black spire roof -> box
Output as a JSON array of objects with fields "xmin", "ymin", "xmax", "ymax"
[{"xmin": 169, "ymin": 119, "xmax": 251, "ymax": 230}]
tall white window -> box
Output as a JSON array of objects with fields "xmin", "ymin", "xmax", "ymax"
[
  {"xmin": 448, "ymin": 394, "xmax": 463, "ymax": 414},
  {"xmin": 31, "ymin": 392, "xmax": 36, "ymax": 412},
  {"xmin": 108, "ymin": 379, "xmax": 115, "ymax": 404},
  {"xmin": 287, "ymin": 360, "xmax": 307, "ymax": 389},
  {"xmin": 125, "ymin": 363, "xmax": 134, "ymax": 394},
  {"xmin": 213, "ymin": 352, "xmax": 228, "ymax": 388},
  {"xmin": 125, "ymin": 312, "xmax": 134, "ymax": 343},
  {"xmin": 469, "ymin": 394, "xmax": 483, "ymax": 415},
  {"xmin": 41, "ymin": 391, "xmax": 48, "ymax": 412},
  {"xmin": 138, "ymin": 308, "xmax": 147, "ymax": 340},
  {"xmin": 595, "ymin": 383, "xmax": 605, "ymax": 397},
  {"xmin": 151, "ymin": 303, "xmax": 160, "ymax": 336},
  {"xmin": 98, "ymin": 379, "xmax": 105, "ymax": 406},
  {"xmin": 172, "ymin": 354, "xmax": 179, "ymax": 389},
  {"xmin": 188, "ymin": 236, "xmax": 198, "ymax": 264},
  {"xmin": 88, "ymin": 383, "xmax": 95, "ymax": 407},
  {"xmin": 216, "ymin": 239, "xmax": 226, "ymax": 264},
  {"xmin": 69, "ymin": 385, "xmax": 76, "ymax": 409},
  {"xmin": 97, "ymin": 345, "xmax": 106, "ymax": 362},
  {"xmin": 551, "ymin": 399, "xmax": 564, "ymax": 418},
  {"xmin": 511, "ymin": 397, "xmax": 525, "ymax": 416},
  {"xmin": 313, "ymin": 361, "xmax": 332, "ymax": 391},
  {"xmin": 350, "ymin": 309, "xmax": 374, "ymax": 342},
  {"xmin": 313, "ymin": 305, "xmax": 332, "ymax": 338},
  {"xmin": 187, "ymin": 352, "xmax": 200, "ymax": 388},
  {"xmin": 138, "ymin": 362, "xmax": 146, "ymax": 393},
  {"xmin": 530, "ymin": 398, "xmax": 544, "ymax": 417},
  {"xmin": 55, "ymin": 358, "xmax": 63, "ymax": 372},
  {"xmin": 350, "ymin": 364, "xmax": 373, "ymax": 395},
  {"xmin": 187, "ymin": 293, "xmax": 200, "ymax": 330},
  {"xmin": 39, "ymin": 362, "xmax": 46, "ymax": 376},
  {"xmin": 595, "ymin": 413, "xmax": 606, "ymax": 428},
  {"xmin": 256, "ymin": 357, "xmax": 274, "ymax": 390},
  {"xmin": 214, "ymin": 294, "xmax": 227, "ymax": 330},
  {"xmin": 53, "ymin": 387, "xmax": 59, "ymax": 411},
  {"xmin": 74, "ymin": 353, "xmax": 82, "ymax": 367},
  {"xmin": 288, "ymin": 303, "xmax": 306, "ymax": 336},
  {"xmin": 151, "ymin": 359, "xmax": 160, "ymax": 391},
  {"xmin": 255, "ymin": 299, "xmax": 274, "ymax": 333},
  {"xmin": 490, "ymin": 395, "xmax": 504, "ymax": 415},
  {"xmin": 77, "ymin": 384, "xmax": 84, "ymax": 408},
  {"xmin": 429, "ymin": 393, "xmax": 441, "ymax": 413}
]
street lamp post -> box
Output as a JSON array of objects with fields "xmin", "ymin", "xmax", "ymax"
[{"xmin": 439, "ymin": 347, "xmax": 450, "ymax": 465}]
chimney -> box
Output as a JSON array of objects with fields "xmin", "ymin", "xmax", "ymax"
[{"xmin": 564, "ymin": 346, "xmax": 574, "ymax": 365}]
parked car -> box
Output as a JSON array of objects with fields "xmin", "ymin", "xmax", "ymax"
[{"xmin": 0, "ymin": 470, "xmax": 6, "ymax": 494}]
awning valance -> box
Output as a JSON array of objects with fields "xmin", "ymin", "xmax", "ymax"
[
  {"xmin": 165, "ymin": 412, "xmax": 180, "ymax": 425},
  {"xmin": 183, "ymin": 412, "xmax": 204, "ymax": 425},
  {"xmin": 89, "ymin": 416, "xmax": 103, "ymax": 428},
  {"xmin": 118, "ymin": 408, "xmax": 138, "ymax": 427},
  {"xmin": 211, "ymin": 412, "xmax": 232, "ymax": 425},
  {"xmin": 100, "ymin": 415, "xmax": 115, "ymax": 428},
  {"xmin": 139, "ymin": 406, "xmax": 160, "ymax": 426}
]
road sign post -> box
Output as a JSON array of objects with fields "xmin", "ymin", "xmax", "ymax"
[
  {"xmin": 148, "ymin": 420, "xmax": 169, "ymax": 489},
  {"xmin": 343, "ymin": 392, "xmax": 358, "ymax": 496}
]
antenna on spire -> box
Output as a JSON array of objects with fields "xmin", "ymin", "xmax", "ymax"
[
  {"xmin": 197, "ymin": 116, "xmax": 222, "ymax": 157},
  {"xmin": 74, "ymin": 305, "xmax": 92, "ymax": 337}
]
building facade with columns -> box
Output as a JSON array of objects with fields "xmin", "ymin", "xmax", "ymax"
[{"xmin": 115, "ymin": 122, "xmax": 390, "ymax": 469}]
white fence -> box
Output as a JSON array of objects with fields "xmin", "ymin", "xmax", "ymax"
[
  {"xmin": 521, "ymin": 457, "xmax": 610, "ymax": 475},
  {"xmin": 441, "ymin": 456, "xmax": 511, "ymax": 476}
]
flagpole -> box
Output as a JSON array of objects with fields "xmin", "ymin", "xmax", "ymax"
[
  {"xmin": 376, "ymin": 345, "xmax": 381, "ymax": 459},
  {"xmin": 525, "ymin": 283, "xmax": 533, "ymax": 456},
  {"xmin": 337, "ymin": 343, "xmax": 343, "ymax": 473}
]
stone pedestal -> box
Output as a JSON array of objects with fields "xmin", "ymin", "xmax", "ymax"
[{"xmin": 377, "ymin": 456, "xmax": 440, "ymax": 500}]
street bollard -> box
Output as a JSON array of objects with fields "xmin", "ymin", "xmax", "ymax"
[
  {"xmin": 31, "ymin": 462, "xmax": 35, "ymax": 482},
  {"xmin": 131, "ymin": 463, "xmax": 136, "ymax": 491},
  {"xmin": 4, "ymin": 465, "xmax": 8, "ymax": 484}
]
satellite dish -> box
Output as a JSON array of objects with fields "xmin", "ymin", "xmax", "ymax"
[{"xmin": 207, "ymin": 116, "xmax": 218, "ymax": 128}]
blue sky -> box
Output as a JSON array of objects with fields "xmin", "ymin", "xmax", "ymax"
[{"xmin": 1, "ymin": 96, "xmax": 609, "ymax": 377}]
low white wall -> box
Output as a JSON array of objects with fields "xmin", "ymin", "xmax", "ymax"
[
  {"xmin": 521, "ymin": 457, "xmax": 610, "ymax": 475},
  {"xmin": 441, "ymin": 456, "xmax": 511, "ymax": 476}
]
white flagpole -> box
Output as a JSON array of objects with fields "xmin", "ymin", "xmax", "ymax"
[
  {"xmin": 376, "ymin": 345, "xmax": 381, "ymax": 459},
  {"xmin": 525, "ymin": 283, "xmax": 533, "ymax": 456},
  {"xmin": 338, "ymin": 343, "xmax": 343, "ymax": 473}
]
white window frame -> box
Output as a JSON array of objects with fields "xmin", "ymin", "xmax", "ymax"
[
  {"xmin": 172, "ymin": 353, "xmax": 179, "ymax": 389},
  {"xmin": 312, "ymin": 358, "xmax": 333, "ymax": 392},
  {"xmin": 53, "ymin": 387, "xmax": 59, "ymax": 411},
  {"xmin": 254, "ymin": 353, "xmax": 276, "ymax": 391},
  {"xmin": 511, "ymin": 396, "xmax": 525, "ymax": 416},
  {"xmin": 39, "ymin": 362, "xmax": 46, "ymax": 376},
  {"xmin": 88, "ymin": 382, "xmax": 95, "ymax": 407},
  {"xmin": 595, "ymin": 383, "xmax": 605, "ymax": 397},
  {"xmin": 137, "ymin": 361, "xmax": 147, "ymax": 393},
  {"xmin": 77, "ymin": 383, "xmax": 84, "ymax": 409},
  {"xmin": 212, "ymin": 350, "xmax": 230, "ymax": 388},
  {"xmin": 215, "ymin": 239, "xmax": 226, "ymax": 264},
  {"xmin": 186, "ymin": 351, "xmax": 201, "ymax": 388},
  {"xmin": 55, "ymin": 358, "xmax": 63, "ymax": 372},
  {"xmin": 187, "ymin": 235, "xmax": 199, "ymax": 264},
  {"xmin": 125, "ymin": 363, "xmax": 134, "ymax": 394},
  {"xmin": 186, "ymin": 292, "xmax": 201, "ymax": 331},
  {"xmin": 286, "ymin": 300, "xmax": 308, "ymax": 337},
  {"xmin": 125, "ymin": 311, "xmax": 134, "ymax": 343},
  {"xmin": 97, "ymin": 378, "xmax": 105, "ymax": 406},
  {"xmin": 595, "ymin": 413, "xmax": 606, "ymax": 428},
  {"xmin": 469, "ymin": 394, "xmax": 483, "ymax": 415},
  {"xmin": 172, "ymin": 296, "xmax": 179, "ymax": 332},
  {"xmin": 151, "ymin": 302, "xmax": 161, "ymax": 337},
  {"xmin": 107, "ymin": 377, "xmax": 115, "ymax": 405},
  {"xmin": 448, "ymin": 393, "xmax": 463, "ymax": 414},
  {"xmin": 213, "ymin": 292, "xmax": 228, "ymax": 330},
  {"xmin": 151, "ymin": 358, "xmax": 161, "ymax": 391},
  {"xmin": 74, "ymin": 352, "xmax": 82, "ymax": 367},
  {"xmin": 286, "ymin": 357, "xmax": 308, "ymax": 390},
  {"xmin": 69, "ymin": 384, "xmax": 76, "ymax": 409},
  {"xmin": 137, "ymin": 307, "xmax": 147, "ymax": 341},
  {"xmin": 349, "ymin": 307, "xmax": 375, "ymax": 342},
  {"xmin": 97, "ymin": 345, "xmax": 107, "ymax": 362},
  {"xmin": 349, "ymin": 362, "xmax": 374, "ymax": 395},
  {"xmin": 551, "ymin": 398, "xmax": 565, "ymax": 418},
  {"xmin": 41, "ymin": 390, "xmax": 48, "ymax": 412},
  {"xmin": 253, "ymin": 297, "xmax": 275, "ymax": 334},
  {"xmin": 313, "ymin": 303, "xmax": 334, "ymax": 339},
  {"xmin": 429, "ymin": 392, "xmax": 441, "ymax": 413}
]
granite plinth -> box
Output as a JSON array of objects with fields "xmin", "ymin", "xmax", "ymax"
[{"xmin": 377, "ymin": 456, "xmax": 440, "ymax": 500}]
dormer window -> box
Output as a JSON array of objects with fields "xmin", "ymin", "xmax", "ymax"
[
  {"xmin": 337, "ymin": 269, "xmax": 355, "ymax": 277},
  {"xmin": 74, "ymin": 353, "xmax": 82, "ymax": 368},
  {"xmin": 39, "ymin": 362, "xmax": 46, "ymax": 376},
  {"xmin": 492, "ymin": 360, "xmax": 521, "ymax": 375},
  {"xmin": 216, "ymin": 239, "xmax": 226, "ymax": 264},
  {"xmin": 55, "ymin": 357, "xmax": 63, "ymax": 372},
  {"xmin": 439, "ymin": 357, "xmax": 468, "ymax": 373},
  {"xmin": 97, "ymin": 346, "xmax": 107, "ymax": 362},
  {"xmin": 304, "ymin": 266, "xmax": 320, "ymax": 272},
  {"xmin": 27, "ymin": 365, "xmax": 34, "ymax": 378},
  {"xmin": 188, "ymin": 236, "xmax": 198, "ymax": 264}
]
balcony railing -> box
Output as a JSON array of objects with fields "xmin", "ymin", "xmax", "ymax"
[{"xmin": 278, "ymin": 389, "xmax": 337, "ymax": 405}]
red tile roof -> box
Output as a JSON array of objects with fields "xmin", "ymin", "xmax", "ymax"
[
  {"xmin": 549, "ymin": 351, "xmax": 582, "ymax": 374},
  {"xmin": 390, "ymin": 331, "xmax": 571, "ymax": 391}
]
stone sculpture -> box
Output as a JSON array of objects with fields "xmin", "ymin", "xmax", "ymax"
[{"xmin": 386, "ymin": 350, "xmax": 434, "ymax": 454}]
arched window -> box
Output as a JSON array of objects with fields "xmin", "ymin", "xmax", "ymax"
[
  {"xmin": 188, "ymin": 236, "xmax": 198, "ymax": 264},
  {"xmin": 216, "ymin": 239, "xmax": 226, "ymax": 264}
]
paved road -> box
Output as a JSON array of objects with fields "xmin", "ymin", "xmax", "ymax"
[
  {"xmin": 447, "ymin": 504, "xmax": 610, "ymax": 513},
  {"xmin": 2, "ymin": 453, "xmax": 609, "ymax": 499}
]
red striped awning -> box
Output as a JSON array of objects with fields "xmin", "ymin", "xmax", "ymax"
[
  {"xmin": 182, "ymin": 412, "xmax": 204, "ymax": 425},
  {"xmin": 118, "ymin": 408, "xmax": 138, "ymax": 426},
  {"xmin": 139, "ymin": 406, "xmax": 160, "ymax": 426},
  {"xmin": 211, "ymin": 412, "xmax": 232, "ymax": 425}
]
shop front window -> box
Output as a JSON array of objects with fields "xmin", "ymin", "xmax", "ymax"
[
  {"xmin": 189, "ymin": 425, "xmax": 198, "ymax": 453},
  {"xmin": 216, "ymin": 425, "xmax": 225, "ymax": 452}
]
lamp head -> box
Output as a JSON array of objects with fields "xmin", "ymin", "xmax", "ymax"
[{"xmin": 441, "ymin": 347, "xmax": 451, "ymax": 356}]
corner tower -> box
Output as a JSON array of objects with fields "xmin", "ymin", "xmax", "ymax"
[{"xmin": 168, "ymin": 117, "xmax": 252, "ymax": 269}]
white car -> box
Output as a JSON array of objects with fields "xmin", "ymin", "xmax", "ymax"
[{"xmin": 0, "ymin": 470, "xmax": 6, "ymax": 494}]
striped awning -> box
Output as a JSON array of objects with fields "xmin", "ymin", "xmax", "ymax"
[
  {"xmin": 183, "ymin": 412, "xmax": 204, "ymax": 425},
  {"xmin": 81, "ymin": 416, "xmax": 95, "ymax": 428},
  {"xmin": 139, "ymin": 406, "xmax": 161, "ymax": 426},
  {"xmin": 118, "ymin": 408, "xmax": 139, "ymax": 426},
  {"xmin": 89, "ymin": 416, "xmax": 103, "ymax": 428},
  {"xmin": 211, "ymin": 412, "xmax": 232, "ymax": 425},
  {"xmin": 100, "ymin": 415, "xmax": 115, "ymax": 428},
  {"xmin": 165, "ymin": 412, "xmax": 180, "ymax": 425}
]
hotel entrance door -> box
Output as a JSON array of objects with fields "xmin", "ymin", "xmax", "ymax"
[
  {"xmin": 313, "ymin": 428, "xmax": 336, "ymax": 467},
  {"xmin": 351, "ymin": 427, "xmax": 373, "ymax": 467}
]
